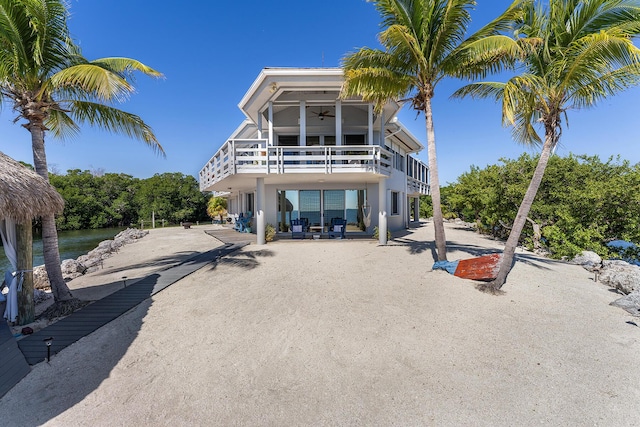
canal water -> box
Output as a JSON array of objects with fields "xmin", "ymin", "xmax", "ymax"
[{"xmin": 0, "ymin": 227, "xmax": 125, "ymax": 276}]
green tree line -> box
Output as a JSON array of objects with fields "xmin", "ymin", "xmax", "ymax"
[
  {"xmin": 430, "ymin": 154, "xmax": 640, "ymax": 260},
  {"xmin": 48, "ymin": 170, "xmax": 210, "ymax": 230}
]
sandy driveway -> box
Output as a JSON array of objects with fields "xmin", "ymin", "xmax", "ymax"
[{"xmin": 1, "ymin": 222, "xmax": 638, "ymax": 426}]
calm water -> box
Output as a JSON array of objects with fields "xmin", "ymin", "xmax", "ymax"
[{"xmin": 0, "ymin": 227, "xmax": 125, "ymax": 275}]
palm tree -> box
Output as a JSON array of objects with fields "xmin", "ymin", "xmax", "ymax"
[
  {"xmin": 0, "ymin": 0, "xmax": 164, "ymax": 307},
  {"xmin": 453, "ymin": 0, "xmax": 640, "ymax": 290},
  {"xmin": 341, "ymin": 0, "xmax": 523, "ymax": 261},
  {"xmin": 207, "ymin": 196, "xmax": 228, "ymax": 224}
]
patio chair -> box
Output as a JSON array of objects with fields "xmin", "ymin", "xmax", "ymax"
[
  {"xmin": 291, "ymin": 218, "xmax": 306, "ymax": 239},
  {"xmin": 328, "ymin": 218, "xmax": 347, "ymax": 239},
  {"xmin": 234, "ymin": 211, "xmax": 253, "ymax": 233}
]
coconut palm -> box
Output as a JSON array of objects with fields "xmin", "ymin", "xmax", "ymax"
[
  {"xmin": 341, "ymin": 0, "xmax": 523, "ymax": 261},
  {"xmin": 207, "ymin": 196, "xmax": 228, "ymax": 224},
  {"xmin": 0, "ymin": 0, "xmax": 164, "ymax": 307},
  {"xmin": 453, "ymin": 0, "xmax": 640, "ymax": 290}
]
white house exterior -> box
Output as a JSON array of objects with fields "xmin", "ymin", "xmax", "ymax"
[{"xmin": 199, "ymin": 68, "xmax": 429, "ymax": 244}]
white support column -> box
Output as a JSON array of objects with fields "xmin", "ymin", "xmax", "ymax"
[
  {"xmin": 378, "ymin": 179, "xmax": 388, "ymax": 245},
  {"xmin": 414, "ymin": 197, "xmax": 420, "ymax": 221},
  {"xmin": 268, "ymin": 101, "xmax": 274, "ymax": 146},
  {"xmin": 256, "ymin": 178, "xmax": 266, "ymax": 245},
  {"xmin": 368, "ymin": 104, "xmax": 374, "ymax": 145},
  {"xmin": 379, "ymin": 109, "xmax": 385, "ymax": 146},
  {"xmin": 299, "ymin": 100, "xmax": 306, "ymax": 146},
  {"xmin": 335, "ymin": 100, "xmax": 342, "ymax": 145},
  {"xmin": 257, "ymin": 111, "xmax": 263, "ymax": 140}
]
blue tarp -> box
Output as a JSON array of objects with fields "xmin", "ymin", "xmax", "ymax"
[{"xmin": 432, "ymin": 260, "xmax": 460, "ymax": 275}]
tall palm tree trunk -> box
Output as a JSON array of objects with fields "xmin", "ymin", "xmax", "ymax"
[
  {"xmin": 28, "ymin": 123, "xmax": 75, "ymax": 301},
  {"xmin": 490, "ymin": 132, "xmax": 555, "ymax": 290},
  {"xmin": 424, "ymin": 96, "xmax": 447, "ymax": 261}
]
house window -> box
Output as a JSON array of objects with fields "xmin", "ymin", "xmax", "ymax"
[
  {"xmin": 278, "ymin": 135, "xmax": 299, "ymax": 146},
  {"xmin": 391, "ymin": 191, "xmax": 399, "ymax": 216},
  {"xmin": 394, "ymin": 152, "xmax": 405, "ymax": 172},
  {"xmin": 344, "ymin": 134, "xmax": 366, "ymax": 145}
]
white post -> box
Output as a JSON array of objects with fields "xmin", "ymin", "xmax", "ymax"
[
  {"xmin": 414, "ymin": 197, "xmax": 420, "ymax": 221},
  {"xmin": 335, "ymin": 100, "xmax": 342, "ymax": 145},
  {"xmin": 368, "ymin": 104, "xmax": 374, "ymax": 145},
  {"xmin": 378, "ymin": 179, "xmax": 388, "ymax": 245},
  {"xmin": 299, "ymin": 100, "xmax": 306, "ymax": 146},
  {"xmin": 256, "ymin": 177, "xmax": 266, "ymax": 245},
  {"xmin": 268, "ymin": 101, "xmax": 274, "ymax": 147},
  {"xmin": 379, "ymin": 109, "xmax": 385, "ymax": 146},
  {"xmin": 152, "ymin": 210, "xmax": 155, "ymax": 228},
  {"xmin": 257, "ymin": 111, "xmax": 263, "ymax": 139}
]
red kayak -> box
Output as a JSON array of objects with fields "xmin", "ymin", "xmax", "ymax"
[{"xmin": 454, "ymin": 253, "xmax": 502, "ymax": 281}]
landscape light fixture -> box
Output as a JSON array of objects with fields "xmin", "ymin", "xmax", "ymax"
[{"xmin": 43, "ymin": 336, "xmax": 53, "ymax": 362}]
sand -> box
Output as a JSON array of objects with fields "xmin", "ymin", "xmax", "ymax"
[{"xmin": 0, "ymin": 222, "xmax": 639, "ymax": 426}]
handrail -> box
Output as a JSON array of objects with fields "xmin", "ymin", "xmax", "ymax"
[{"xmin": 200, "ymin": 138, "xmax": 429, "ymax": 193}]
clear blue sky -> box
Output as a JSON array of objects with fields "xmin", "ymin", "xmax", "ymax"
[{"xmin": 1, "ymin": 0, "xmax": 639, "ymax": 185}]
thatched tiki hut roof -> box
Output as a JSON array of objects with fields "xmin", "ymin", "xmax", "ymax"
[{"xmin": 0, "ymin": 151, "xmax": 64, "ymax": 221}]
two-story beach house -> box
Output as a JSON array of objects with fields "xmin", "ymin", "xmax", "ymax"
[{"xmin": 199, "ymin": 68, "xmax": 430, "ymax": 244}]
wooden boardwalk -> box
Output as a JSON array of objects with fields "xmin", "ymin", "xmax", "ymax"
[{"xmin": 17, "ymin": 242, "xmax": 246, "ymax": 366}]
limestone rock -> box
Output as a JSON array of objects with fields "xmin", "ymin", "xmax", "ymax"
[
  {"xmin": 61, "ymin": 259, "xmax": 87, "ymax": 281},
  {"xmin": 32, "ymin": 227, "xmax": 149, "ymax": 290},
  {"xmin": 599, "ymin": 260, "xmax": 640, "ymax": 294},
  {"xmin": 33, "ymin": 265, "xmax": 49, "ymax": 290},
  {"xmin": 571, "ymin": 251, "xmax": 602, "ymax": 272},
  {"xmin": 610, "ymin": 288, "xmax": 640, "ymax": 317}
]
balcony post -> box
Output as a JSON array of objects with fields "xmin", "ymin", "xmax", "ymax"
[
  {"xmin": 335, "ymin": 100, "xmax": 342, "ymax": 145},
  {"xmin": 256, "ymin": 177, "xmax": 266, "ymax": 245},
  {"xmin": 368, "ymin": 103, "xmax": 374, "ymax": 146},
  {"xmin": 299, "ymin": 100, "xmax": 306, "ymax": 146},
  {"xmin": 268, "ymin": 101, "xmax": 274, "ymax": 147}
]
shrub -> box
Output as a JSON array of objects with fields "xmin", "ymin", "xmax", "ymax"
[
  {"xmin": 265, "ymin": 223, "xmax": 276, "ymax": 242},
  {"xmin": 372, "ymin": 226, "xmax": 391, "ymax": 240}
]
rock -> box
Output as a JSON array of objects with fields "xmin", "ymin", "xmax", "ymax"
[
  {"xmin": 599, "ymin": 260, "xmax": 640, "ymax": 294},
  {"xmin": 33, "ymin": 289, "xmax": 52, "ymax": 305},
  {"xmin": 33, "ymin": 265, "xmax": 50, "ymax": 290},
  {"xmin": 571, "ymin": 251, "xmax": 602, "ymax": 272},
  {"xmin": 61, "ymin": 259, "xmax": 87, "ymax": 280},
  {"xmin": 610, "ymin": 288, "xmax": 640, "ymax": 317},
  {"xmin": 31, "ymin": 228, "xmax": 149, "ymax": 290}
]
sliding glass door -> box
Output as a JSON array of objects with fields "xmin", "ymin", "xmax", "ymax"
[{"xmin": 276, "ymin": 189, "xmax": 368, "ymax": 233}]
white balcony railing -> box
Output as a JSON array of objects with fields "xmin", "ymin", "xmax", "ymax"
[{"xmin": 200, "ymin": 139, "xmax": 398, "ymax": 190}]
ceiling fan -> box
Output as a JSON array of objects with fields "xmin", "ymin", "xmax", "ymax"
[{"xmin": 310, "ymin": 107, "xmax": 335, "ymax": 121}]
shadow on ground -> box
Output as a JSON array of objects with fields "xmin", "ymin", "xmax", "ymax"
[
  {"xmin": 0, "ymin": 275, "xmax": 159, "ymax": 424},
  {"xmin": 92, "ymin": 251, "xmax": 205, "ymax": 275}
]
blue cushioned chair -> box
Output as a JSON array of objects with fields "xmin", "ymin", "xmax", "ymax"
[
  {"xmin": 291, "ymin": 218, "xmax": 306, "ymax": 239},
  {"xmin": 328, "ymin": 218, "xmax": 347, "ymax": 239}
]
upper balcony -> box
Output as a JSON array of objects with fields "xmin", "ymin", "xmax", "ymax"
[{"xmin": 200, "ymin": 139, "xmax": 395, "ymax": 192}]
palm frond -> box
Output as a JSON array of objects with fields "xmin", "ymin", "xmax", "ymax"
[
  {"xmin": 47, "ymin": 63, "xmax": 134, "ymax": 102},
  {"xmin": 341, "ymin": 67, "xmax": 413, "ymax": 110},
  {"xmin": 66, "ymin": 100, "xmax": 165, "ymax": 156},
  {"xmin": 451, "ymin": 81, "xmax": 506, "ymax": 101},
  {"xmin": 91, "ymin": 57, "xmax": 163, "ymax": 79},
  {"xmin": 46, "ymin": 108, "xmax": 80, "ymax": 140}
]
